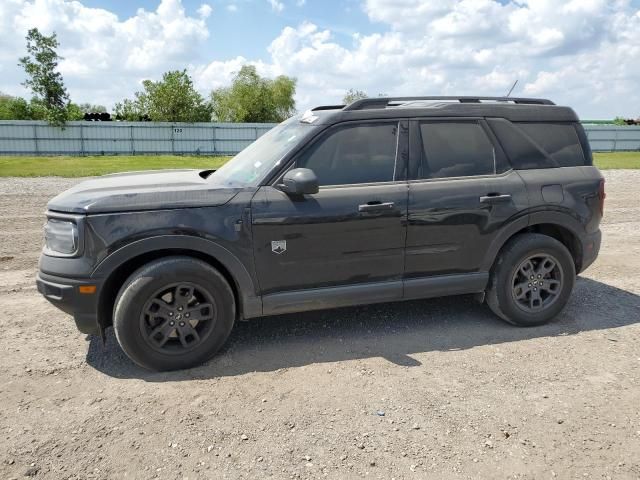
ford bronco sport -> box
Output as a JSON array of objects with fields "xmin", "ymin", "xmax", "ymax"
[{"xmin": 37, "ymin": 96, "xmax": 604, "ymax": 371}]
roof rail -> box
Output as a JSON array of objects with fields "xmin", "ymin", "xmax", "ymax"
[
  {"xmin": 343, "ymin": 96, "xmax": 555, "ymax": 111},
  {"xmin": 312, "ymin": 105, "xmax": 346, "ymax": 111}
]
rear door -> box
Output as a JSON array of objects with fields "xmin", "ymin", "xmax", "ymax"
[
  {"xmin": 405, "ymin": 119, "xmax": 528, "ymax": 292},
  {"xmin": 251, "ymin": 120, "xmax": 409, "ymax": 297}
]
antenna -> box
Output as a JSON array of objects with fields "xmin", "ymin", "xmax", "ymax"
[{"xmin": 506, "ymin": 80, "xmax": 518, "ymax": 98}]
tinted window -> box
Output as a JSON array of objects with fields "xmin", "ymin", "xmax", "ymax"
[
  {"xmin": 488, "ymin": 119, "xmax": 587, "ymax": 169},
  {"xmin": 517, "ymin": 123, "xmax": 585, "ymax": 167},
  {"xmin": 487, "ymin": 119, "xmax": 552, "ymax": 169},
  {"xmin": 297, "ymin": 123, "xmax": 398, "ymax": 186},
  {"xmin": 419, "ymin": 122, "xmax": 495, "ymax": 179}
]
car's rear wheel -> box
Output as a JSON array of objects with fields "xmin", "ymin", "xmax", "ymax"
[
  {"xmin": 486, "ymin": 233, "xmax": 575, "ymax": 326},
  {"xmin": 113, "ymin": 256, "xmax": 235, "ymax": 371}
]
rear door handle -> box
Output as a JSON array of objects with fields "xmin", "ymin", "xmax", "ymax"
[
  {"xmin": 480, "ymin": 194, "xmax": 512, "ymax": 204},
  {"xmin": 358, "ymin": 201, "xmax": 395, "ymax": 213}
]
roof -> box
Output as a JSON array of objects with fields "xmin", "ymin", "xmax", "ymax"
[{"xmin": 307, "ymin": 96, "xmax": 579, "ymax": 124}]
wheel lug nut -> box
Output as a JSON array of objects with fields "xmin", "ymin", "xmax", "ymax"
[
  {"xmin": 178, "ymin": 307, "xmax": 183, "ymax": 311},
  {"xmin": 528, "ymin": 283, "xmax": 532, "ymax": 287},
  {"xmin": 169, "ymin": 312, "xmax": 173, "ymax": 316},
  {"xmin": 169, "ymin": 321, "xmax": 175, "ymax": 326},
  {"xmin": 185, "ymin": 313, "xmax": 190, "ymax": 318},
  {"xmin": 533, "ymin": 288, "xmax": 537, "ymax": 291},
  {"xmin": 537, "ymin": 274, "xmax": 542, "ymax": 278},
  {"xmin": 530, "ymin": 276, "xmax": 534, "ymax": 280},
  {"xmin": 179, "ymin": 321, "xmax": 185, "ymax": 327}
]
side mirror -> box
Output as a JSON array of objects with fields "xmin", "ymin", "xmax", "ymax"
[{"xmin": 279, "ymin": 168, "xmax": 319, "ymax": 195}]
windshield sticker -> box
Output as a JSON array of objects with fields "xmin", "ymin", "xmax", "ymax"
[{"xmin": 300, "ymin": 110, "xmax": 319, "ymax": 124}]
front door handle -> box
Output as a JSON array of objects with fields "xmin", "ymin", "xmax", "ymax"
[
  {"xmin": 480, "ymin": 194, "xmax": 512, "ymax": 204},
  {"xmin": 358, "ymin": 201, "xmax": 395, "ymax": 213}
]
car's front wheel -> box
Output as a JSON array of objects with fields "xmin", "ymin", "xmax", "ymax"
[
  {"xmin": 113, "ymin": 256, "xmax": 235, "ymax": 371},
  {"xmin": 486, "ymin": 233, "xmax": 576, "ymax": 326}
]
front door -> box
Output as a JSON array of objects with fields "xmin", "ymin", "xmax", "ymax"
[{"xmin": 251, "ymin": 120, "xmax": 409, "ymax": 304}]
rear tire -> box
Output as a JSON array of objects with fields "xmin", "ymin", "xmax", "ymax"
[
  {"xmin": 486, "ymin": 233, "xmax": 575, "ymax": 326},
  {"xmin": 113, "ymin": 256, "xmax": 235, "ymax": 371}
]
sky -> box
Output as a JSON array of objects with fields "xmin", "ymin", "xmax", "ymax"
[{"xmin": 0, "ymin": 0, "xmax": 639, "ymax": 119}]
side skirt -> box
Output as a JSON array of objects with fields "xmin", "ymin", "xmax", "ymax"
[{"xmin": 261, "ymin": 272, "xmax": 489, "ymax": 316}]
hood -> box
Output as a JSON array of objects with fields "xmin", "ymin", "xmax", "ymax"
[{"xmin": 47, "ymin": 169, "xmax": 242, "ymax": 214}]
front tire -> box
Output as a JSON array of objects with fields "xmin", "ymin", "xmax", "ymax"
[
  {"xmin": 486, "ymin": 233, "xmax": 575, "ymax": 326},
  {"xmin": 113, "ymin": 256, "xmax": 235, "ymax": 371}
]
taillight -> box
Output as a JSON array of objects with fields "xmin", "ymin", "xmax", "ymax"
[{"xmin": 598, "ymin": 179, "xmax": 605, "ymax": 216}]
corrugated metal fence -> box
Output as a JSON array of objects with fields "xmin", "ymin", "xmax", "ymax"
[
  {"xmin": 0, "ymin": 120, "xmax": 638, "ymax": 155},
  {"xmin": 0, "ymin": 121, "xmax": 277, "ymax": 156},
  {"xmin": 582, "ymin": 125, "xmax": 640, "ymax": 152}
]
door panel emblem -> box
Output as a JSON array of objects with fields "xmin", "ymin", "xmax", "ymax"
[{"xmin": 271, "ymin": 240, "xmax": 287, "ymax": 254}]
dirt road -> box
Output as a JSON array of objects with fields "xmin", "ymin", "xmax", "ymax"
[{"xmin": 1, "ymin": 172, "xmax": 639, "ymax": 479}]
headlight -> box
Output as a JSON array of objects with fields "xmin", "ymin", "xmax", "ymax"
[{"xmin": 44, "ymin": 219, "xmax": 78, "ymax": 255}]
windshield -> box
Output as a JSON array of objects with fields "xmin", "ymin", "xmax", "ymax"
[{"xmin": 209, "ymin": 116, "xmax": 317, "ymax": 187}]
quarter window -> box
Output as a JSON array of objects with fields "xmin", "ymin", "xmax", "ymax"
[
  {"xmin": 516, "ymin": 123, "xmax": 585, "ymax": 167},
  {"xmin": 296, "ymin": 123, "xmax": 399, "ymax": 186},
  {"xmin": 419, "ymin": 122, "xmax": 496, "ymax": 179}
]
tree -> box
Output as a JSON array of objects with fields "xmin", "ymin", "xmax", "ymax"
[
  {"xmin": 114, "ymin": 98, "xmax": 146, "ymax": 121},
  {"xmin": 115, "ymin": 70, "xmax": 211, "ymax": 122},
  {"xmin": 18, "ymin": 28, "xmax": 70, "ymax": 126},
  {"xmin": 65, "ymin": 103, "xmax": 85, "ymax": 121},
  {"xmin": 0, "ymin": 93, "xmax": 47, "ymax": 120},
  {"xmin": 210, "ymin": 65, "xmax": 296, "ymax": 123},
  {"xmin": 77, "ymin": 103, "xmax": 107, "ymax": 114},
  {"xmin": 342, "ymin": 88, "xmax": 367, "ymax": 105}
]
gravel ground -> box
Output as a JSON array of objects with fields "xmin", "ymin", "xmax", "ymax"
[{"xmin": 0, "ymin": 171, "xmax": 639, "ymax": 480}]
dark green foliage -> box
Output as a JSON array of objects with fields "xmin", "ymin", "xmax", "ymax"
[
  {"xmin": 115, "ymin": 70, "xmax": 211, "ymax": 122},
  {"xmin": 18, "ymin": 28, "xmax": 70, "ymax": 126},
  {"xmin": 210, "ymin": 65, "xmax": 296, "ymax": 123}
]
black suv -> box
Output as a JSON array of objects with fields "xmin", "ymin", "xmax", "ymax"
[{"xmin": 37, "ymin": 96, "xmax": 604, "ymax": 371}]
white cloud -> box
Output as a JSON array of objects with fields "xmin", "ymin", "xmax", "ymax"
[
  {"xmin": 197, "ymin": 3, "xmax": 212, "ymax": 18},
  {"xmin": 226, "ymin": 4, "xmax": 238, "ymax": 12},
  {"xmin": 1, "ymin": 0, "xmax": 639, "ymax": 118},
  {"xmin": 247, "ymin": 0, "xmax": 640, "ymax": 117},
  {"xmin": 267, "ymin": 0, "xmax": 284, "ymax": 13},
  {"xmin": 1, "ymin": 0, "xmax": 210, "ymax": 108}
]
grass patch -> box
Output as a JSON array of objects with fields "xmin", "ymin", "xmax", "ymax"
[
  {"xmin": 0, "ymin": 152, "xmax": 638, "ymax": 177},
  {"xmin": 0, "ymin": 155, "xmax": 230, "ymax": 177},
  {"xmin": 593, "ymin": 152, "xmax": 640, "ymax": 169}
]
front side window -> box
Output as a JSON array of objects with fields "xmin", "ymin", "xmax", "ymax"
[
  {"xmin": 296, "ymin": 122, "xmax": 399, "ymax": 186},
  {"xmin": 419, "ymin": 122, "xmax": 496, "ymax": 179}
]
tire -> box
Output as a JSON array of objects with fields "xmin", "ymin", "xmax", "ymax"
[
  {"xmin": 486, "ymin": 233, "xmax": 575, "ymax": 326},
  {"xmin": 113, "ymin": 256, "xmax": 235, "ymax": 371}
]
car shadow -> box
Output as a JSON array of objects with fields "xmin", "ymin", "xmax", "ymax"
[{"xmin": 86, "ymin": 277, "xmax": 640, "ymax": 381}]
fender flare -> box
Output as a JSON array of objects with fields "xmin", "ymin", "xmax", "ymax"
[
  {"xmin": 480, "ymin": 210, "xmax": 586, "ymax": 272},
  {"xmin": 91, "ymin": 235, "xmax": 262, "ymax": 318}
]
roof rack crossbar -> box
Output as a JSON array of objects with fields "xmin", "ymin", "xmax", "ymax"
[{"xmin": 343, "ymin": 96, "xmax": 555, "ymax": 111}]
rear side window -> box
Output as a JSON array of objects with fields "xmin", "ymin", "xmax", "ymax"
[
  {"xmin": 488, "ymin": 119, "xmax": 586, "ymax": 169},
  {"xmin": 419, "ymin": 122, "xmax": 496, "ymax": 179},
  {"xmin": 296, "ymin": 122, "xmax": 398, "ymax": 186},
  {"xmin": 517, "ymin": 123, "xmax": 585, "ymax": 167}
]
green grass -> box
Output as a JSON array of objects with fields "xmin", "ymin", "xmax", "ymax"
[
  {"xmin": 592, "ymin": 152, "xmax": 640, "ymax": 169},
  {"xmin": 0, "ymin": 155, "xmax": 231, "ymax": 177},
  {"xmin": 0, "ymin": 152, "xmax": 638, "ymax": 177}
]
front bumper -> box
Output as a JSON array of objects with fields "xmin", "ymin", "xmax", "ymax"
[{"xmin": 36, "ymin": 272, "xmax": 103, "ymax": 335}]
